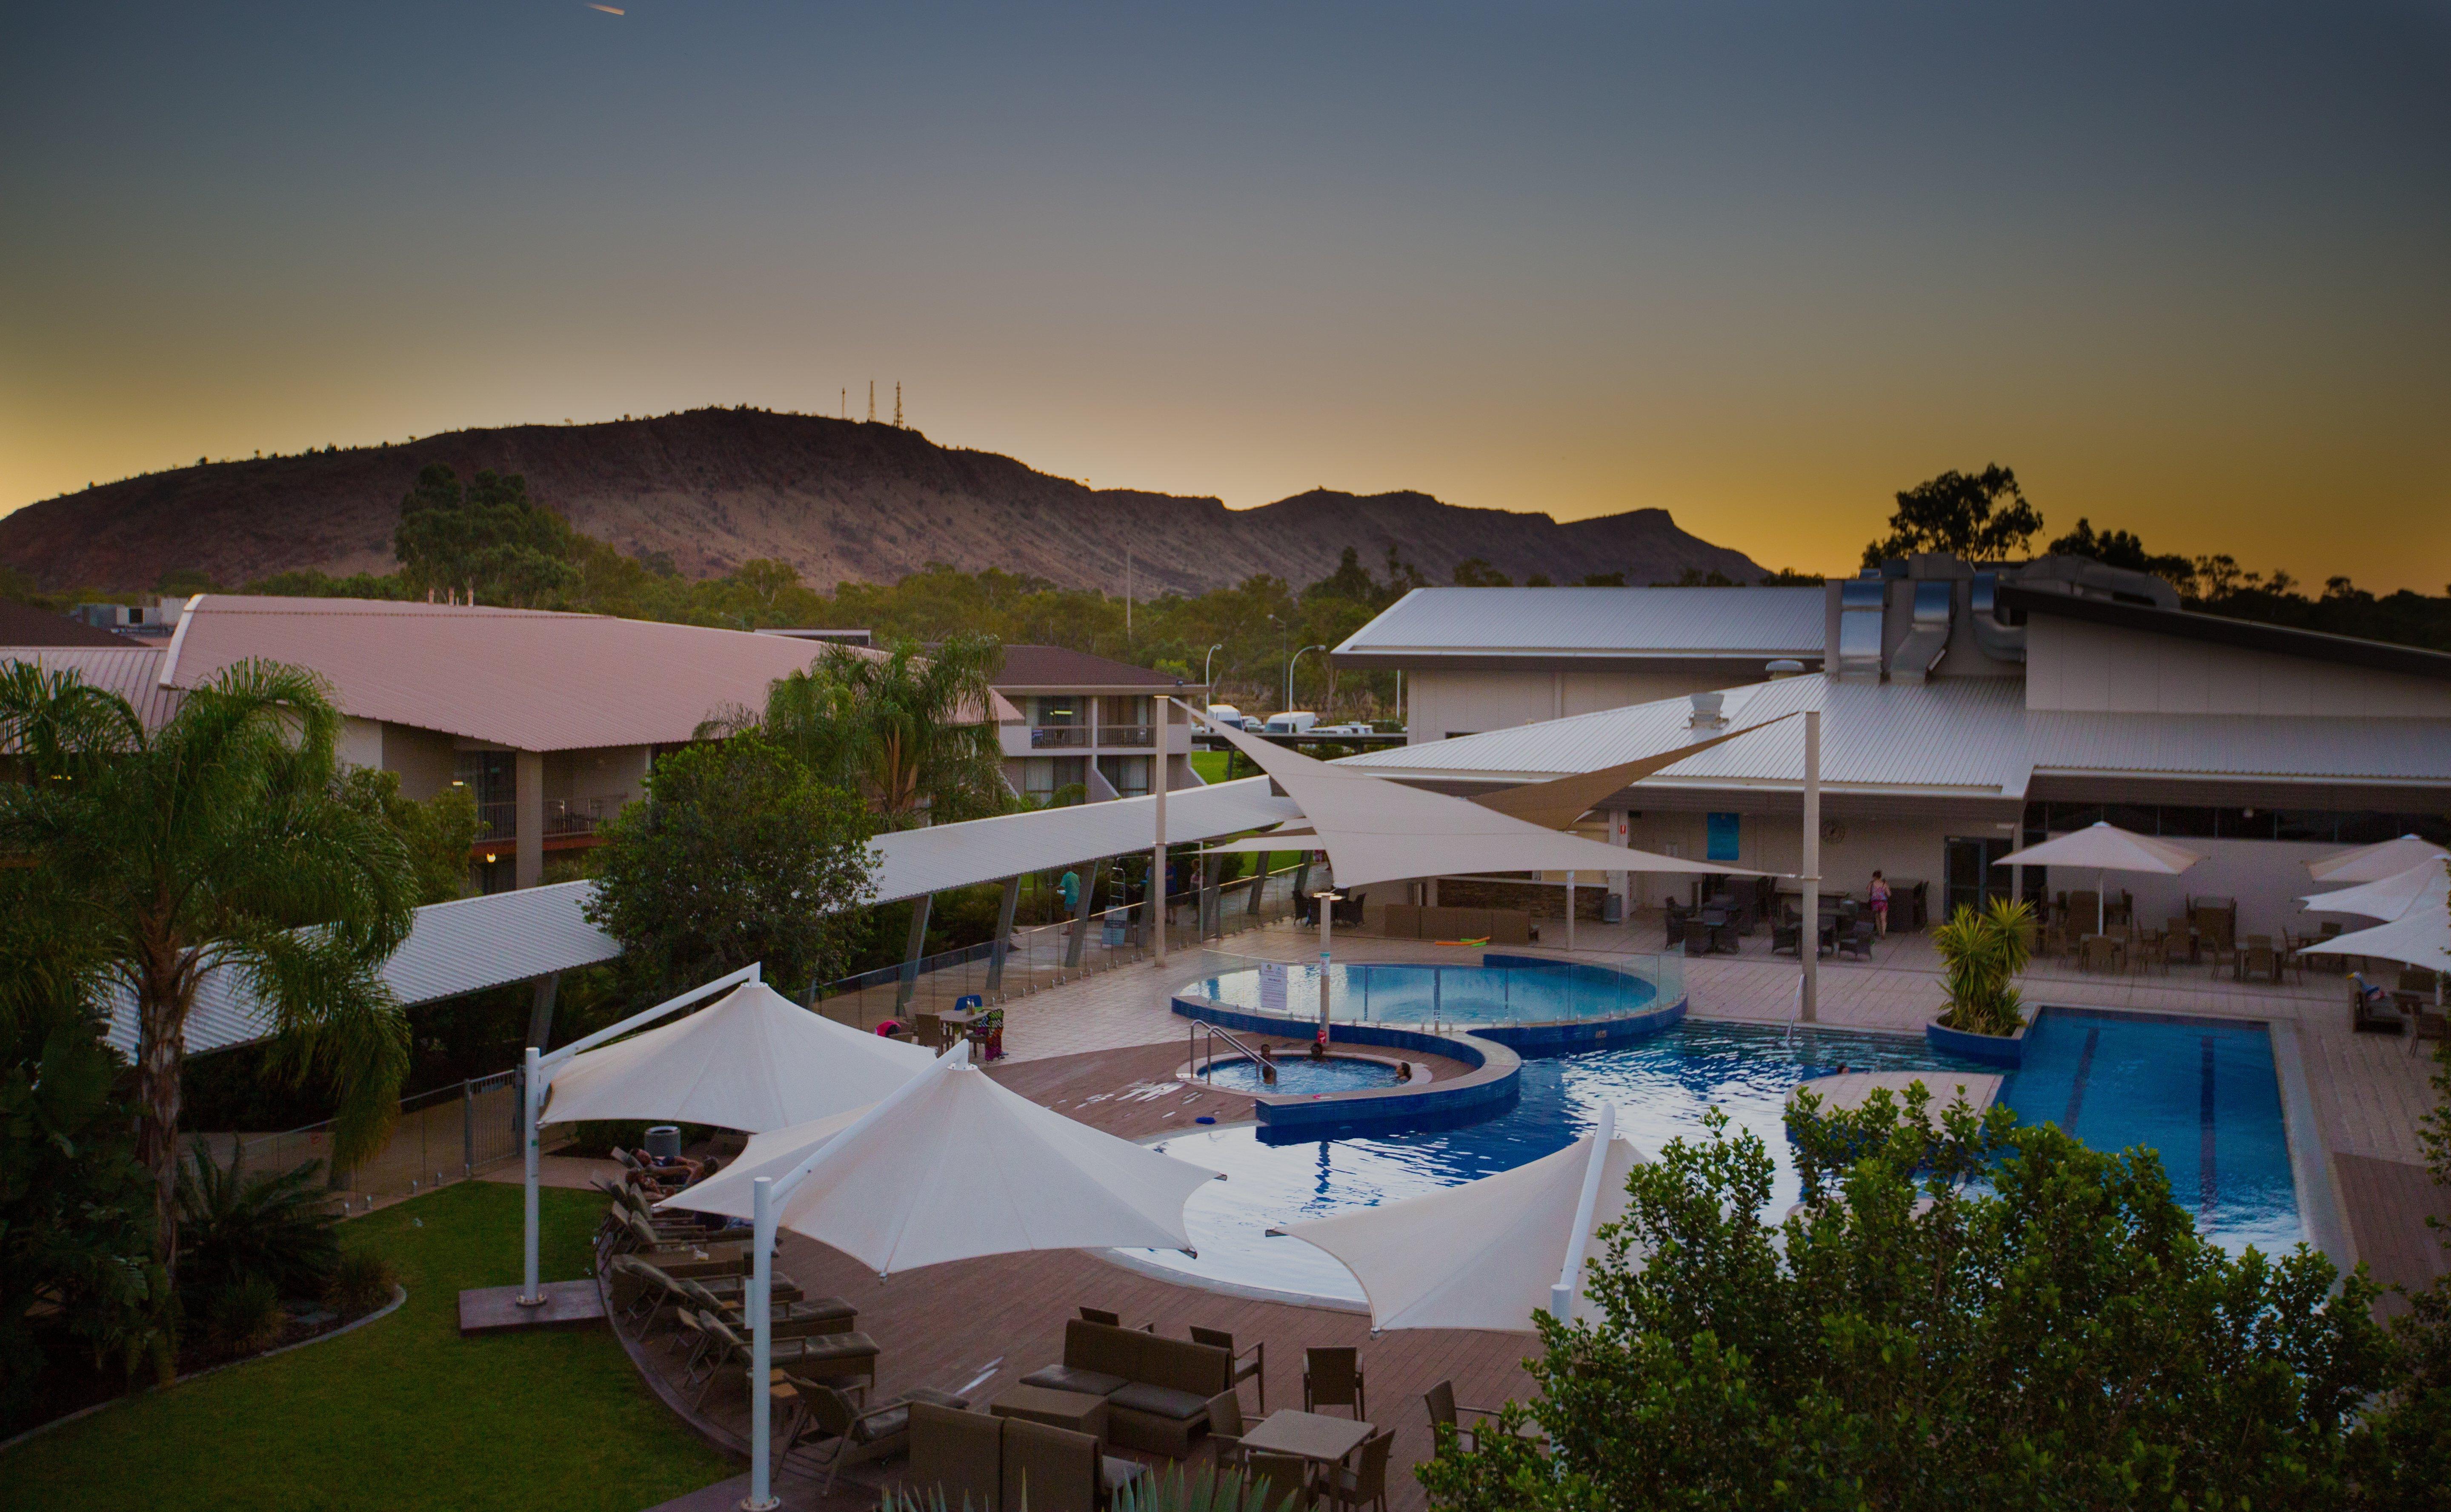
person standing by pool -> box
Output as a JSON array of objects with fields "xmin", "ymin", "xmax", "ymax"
[{"xmin": 1868, "ymin": 870, "xmax": 1891, "ymax": 937}]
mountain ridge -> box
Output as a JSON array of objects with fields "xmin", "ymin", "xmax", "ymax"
[{"xmin": 0, "ymin": 409, "xmax": 1766, "ymax": 594}]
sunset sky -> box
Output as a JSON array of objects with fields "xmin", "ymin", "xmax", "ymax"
[{"xmin": 3, "ymin": 3, "xmax": 2445, "ymax": 588}]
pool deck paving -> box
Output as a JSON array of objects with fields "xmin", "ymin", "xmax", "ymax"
[{"xmin": 629, "ymin": 912, "xmax": 2446, "ymax": 1510}]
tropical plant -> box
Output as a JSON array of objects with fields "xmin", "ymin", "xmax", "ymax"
[
  {"xmin": 324, "ymin": 1249, "xmax": 398, "ymax": 1316},
  {"xmin": 584, "ymin": 733, "xmax": 877, "ymax": 1000},
  {"xmin": 173, "ymin": 1139, "xmax": 342, "ymax": 1306},
  {"xmin": 881, "ymin": 1462, "xmax": 1296, "ymax": 1512},
  {"xmin": 1420, "ymin": 1086, "xmax": 2393, "ymax": 1512},
  {"xmin": 759, "ymin": 637, "xmax": 1011, "ymax": 827},
  {"xmin": 0, "ymin": 659, "xmax": 418, "ymax": 1276},
  {"xmin": 200, "ymin": 1274, "xmax": 285, "ymax": 1357},
  {"xmin": 1930, "ymin": 896, "xmax": 2032, "ymax": 1037},
  {"xmin": 338, "ymin": 766, "xmax": 479, "ymax": 904}
]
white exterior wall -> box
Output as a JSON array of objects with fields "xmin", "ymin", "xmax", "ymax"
[
  {"xmin": 2026, "ymin": 618, "xmax": 2451, "ymax": 717},
  {"xmin": 337, "ymin": 715, "xmax": 385, "ymax": 772},
  {"xmin": 1407, "ymin": 668, "xmax": 1744, "ymax": 743},
  {"xmin": 2041, "ymin": 836, "xmax": 2343, "ymax": 942},
  {"xmin": 1619, "ymin": 807, "xmax": 1964, "ymax": 913}
]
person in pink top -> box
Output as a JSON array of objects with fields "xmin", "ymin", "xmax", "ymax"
[{"xmin": 1868, "ymin": 870, "xmax": 1892, "ymax": 937}]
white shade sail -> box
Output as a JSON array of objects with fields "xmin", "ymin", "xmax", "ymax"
[
  {"xmin": 2307, "ymin": 835, "xmax": 2450, "ymax": 884},
  {"xmin": 1279, "ymin": 1127, "xmax": 1647, "ymax": 1333},
  {"xmin": 2300, "ymin": 861, "xmax": 2443, "ymax": 921},
  {"xmin": 661, "ymin": 1048, "xmax": 1223, "ymax": 1277},
  {"xmin": 2298, "ymin": 862, "xmax": 2450, "ymax": 972},
  {"xmin": 1992, "ymin": 820, "xmax": 2205, "ymax": 875},
  {"xmin": 540, "ymin": 980, "xmax": 933, "ymax": 1132},
  {"xmin": 1198, "ymin": 719, "xmax": 1754, "ymax": 889}
]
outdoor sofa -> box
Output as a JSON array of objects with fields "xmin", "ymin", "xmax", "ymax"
[
  {"xmin": 907, "ymin": 1401, "xmax": 1144, "ymax": 1512},
  {"xmin": 1019, "ymin": 1318, "xmax": 1236, "ymax": 1455}
]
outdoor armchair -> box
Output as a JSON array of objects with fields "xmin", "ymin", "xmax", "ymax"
[
  {"xmin": 1302, "ymin": 1346, "xmax": 1365, "ymax": 1420},
  {"xmin": 1244, "ymin": 1452, "xmax": 1319, "ymax": 1511},
  {"xmin": 1423, "ymin": 1379, "xmax": 1505, "ymax": 1454},
  {"xmin": 1318, "ymin": 1428, "xmax": 1395, "ymax": 1512},
  {"xmin": 1190, "ymin": 1326, "xmax": 1264, "ymax": 1411},
  {"xmin": 1204, "ymin": 1390, "xmax": 1249, "ymax": 1469}
]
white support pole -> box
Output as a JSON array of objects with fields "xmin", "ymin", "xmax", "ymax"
[
  {"xmin": 518, "ymin": 1046, "xmax": 543, "ymax": 1306},
  {"xmin": 1316, "ymin": 877, "xmax": 1338, "ymax": 1043},
  {"xmin": 743, "ymin": 1177, "xmax": 779, "ymax": 1511},
  {"xmin": 1549, "ymin": 1102, "xmax": 1616, "ymax": 1321},
  {"xmin": 1153, "ymin": 709, "xmax": 1170, "ymax": 968},
  {"xmin": 1801, "ymin": 710, "xmax": 1821, "ymax": 1023},
  {"xmin": 1565, "ymin": 876, "xmax": 1576, "ymax": 954}
]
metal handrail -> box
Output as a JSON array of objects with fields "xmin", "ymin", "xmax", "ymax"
[{"xmin": 1190, "ymin": 1018, "xmax": 1272, "ymax": 1082}]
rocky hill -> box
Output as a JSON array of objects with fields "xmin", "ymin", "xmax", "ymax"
[{"xmin": 0, "ymin": 409, "xmax": 1764, "ymax": 593}]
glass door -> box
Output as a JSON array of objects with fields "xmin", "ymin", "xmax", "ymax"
[{"xmin": 1943, "ymin": 835, "xmax": 2017, "ymax": 920}]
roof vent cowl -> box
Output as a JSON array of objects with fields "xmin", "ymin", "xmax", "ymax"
[{"xmin": 1688, "ymin": 690, "xmax": 1727, "ymax": 729}]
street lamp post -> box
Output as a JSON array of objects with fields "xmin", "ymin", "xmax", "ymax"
[
  {"xmin": 1201, "ymin": 643, "xmax": 1224, "ymax": 694},
  {"xmin": 1288, "ymin": 644, "xmax": 1325, "ymax": 715}
]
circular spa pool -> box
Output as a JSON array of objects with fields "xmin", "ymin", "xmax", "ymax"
[
  {"xmin": 1195, "ymin": 1055, "xmax": 1403, "ymax": 1096},
  {"xmin": 1186, "ymin": 958, "xmax": 1660, "ymax": 1027},
  {"xmin": 1121, "ymin": 1021, "xmax": 1996, "ymax": 1303}
]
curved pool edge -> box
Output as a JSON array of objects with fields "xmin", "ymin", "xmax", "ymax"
[{"xmin": 1171, "ymin": 980, "xmax": 1689, "ymax": 1135}]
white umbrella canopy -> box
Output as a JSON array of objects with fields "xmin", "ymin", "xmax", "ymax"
[
  {"xmin": 2300, "ymin": 861, "xmax": 2443, "ymax": 921},
  {"xmin": 2298, "ymin": 861, "xmax": 2450, "ymax": 974},
  {"xmin": 661, "ymin": 1046, "xmax": 1223, "ymax": 1276},
  {"xmin": 540, "ymin": 980, "xmax": 934, "ymax": 1132},
  {"xmin": 2307, "ymin": 835, "xmax": 2450, "ymax": 884},
  {"xmin": 1991, "ymin": 820, "xmax": 2204, "ymax": 933},
  {"xmin": 1278, "ymin": 1126, "xmax": 1647, "ymax": 1334},
  {"xmin": 1198, "ymin": 718, "xmax": 1753, "ymax": 888}
]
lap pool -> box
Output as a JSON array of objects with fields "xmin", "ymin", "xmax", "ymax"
[{"xmin": 1121, "ymin": 1010, "xmax": 2303, "ymax": 1304}]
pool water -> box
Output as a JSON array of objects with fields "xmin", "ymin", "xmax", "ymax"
[
  {"xmin": 1198, "ymin": 1055, "xmax": 1400, "ymax": 1095},
  {"xmin": 1992, "ymin": 1009, "xmax": 2301, "ymax": 1257},
  {"xmin": 1127, "ymin": 1012, "xmax": 2303, "ymax": 1303},
  {"xmin": 1189, "ymin": 959, "xmax": 1660, "ymax": 1026}
]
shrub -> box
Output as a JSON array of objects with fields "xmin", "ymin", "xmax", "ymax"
[
  {"xmin": 174, "ymin": 1139, "xmax": 341, "ymax": 1307},
  {"xmin": 1931, "ymin": 895, "xmax": 2032, "ymax": 1036},
  {"xmin": 202, "ymin": 1276, "xmax": 285, "ymax": 1358},
  {"xmin": 324, "ymin": 1250, "xmax": 397, "ymax": 1317},
  {"xmin": 885, "ymin": 1463, "xmax": 1295, "ymax": 1512}
]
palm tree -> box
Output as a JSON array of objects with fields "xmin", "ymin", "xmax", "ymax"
[
  {"xmin": 761, "ymin": 636, "xmax": 1012, "ymax": 828},
  {"xmin": 0, "ymin": 659, "xmax": 418, "ymax": 1275}
]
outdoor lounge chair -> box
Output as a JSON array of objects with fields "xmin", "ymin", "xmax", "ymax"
[
  {"xmin": 1302, "ymin": 1347, "xmax": 1365, "ymax": 1420},
  {"xmin": 2349, "ymin": 973, "xmax": 2404, "ymax": 1034},
  {"xmin": 778, "ymin": 1374, "xmax": 970, "ymax": 1494},
  {"xmin": 691, "ymin": 1314, "xmax": 881, "ymax": 1407},
  {"xmin": 1424, "ymin": 1380, "xmax": 1506, "ymax": 1455},
  {"xmin": 1189, "ymin": 1326, "xmax": 1264, "ymax": 1411},
  {"xmin": 1317, "ymin": 1429, "xmax": 1395, "ymax": 1512}
]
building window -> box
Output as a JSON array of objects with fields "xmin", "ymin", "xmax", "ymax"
[
  {"xmin": 1031, "ymin": 696, "xmax": 1083, "ymax": 726},
  {"xmin": 1098, "ymin": 755, "xmax": 1151, "ymax": 798},
  {"xmin": 454, "ymin": 749, "xmax": 515, "ymax": 840},
  {"xmin": 1022, "ymin": 757, "xmax": 1087, "ymax": 804}
]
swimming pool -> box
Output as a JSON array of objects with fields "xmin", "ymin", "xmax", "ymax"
[
  {"xmin": 1123, "ymin": 1011, "xmax": 2303, "ymax": 1303},
  {"xmin": 1186, "ymin": 957, "xmax": 1667, "ymax": 1027},
  {"xmin": 1197, "ymin": 1055, "xmax": 1401, "ymax": 1095}
]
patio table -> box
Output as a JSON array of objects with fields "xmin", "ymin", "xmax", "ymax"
[
  {"xmin": 1239, "ymin": 1409, "xmax": 1376, "ymax": 1469},
  {"xmin": 990, "ymin": 1383, "xmax": 1111, "ymax": 1438}
]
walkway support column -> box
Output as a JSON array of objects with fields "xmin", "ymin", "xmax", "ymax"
[
  {"xmin": 1065, "ymin": 860, "xmax": 1102, "ymax": 968},
  {"xmin": 1565, "ymin": 876, "xmax": 1576, "ymax": 953},
  {"xmin": 526, "ymin": 971, "xmax": 560, "ymax": 1051},
  {"xmin": 1801, "ymin": 709, "xmax": 1821, "ymax": 1023},
  {"xmin": 896, "ymin": 894, "xmax": 932, "ymax": 1009},
  {"xmin": 985, "ymin": 877, "xmax": 1021, "ymax": 992}
]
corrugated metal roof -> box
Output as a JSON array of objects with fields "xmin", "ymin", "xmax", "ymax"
[
  {"xmin": 1347, "ymin": 676, "xmax": 2451, "ymax": 797},
  {"xmin": 161, "ymin": 595, "xmax": 882, "ymax": 752},
  {"xmin": 995, "ymin": 645, "xmax": 1192, "ymax": 690},
  {"xmin": 106, "ymin": 880, "xmax": 620, "ymax": 1058},
  {"xmin": 867, "ymin": 777, "xmax": 1302, "ymax": 901},
  {"xmin": 0, "ymin": 645, "xmax": 183, "ymax": 732},
  {"xmin": 0, "ymin": 600, "xmax": 129, "ymax": 646},
  {"xmin": 1334, "ymin": 586, "xmax": 1826, "ymax": 659}
]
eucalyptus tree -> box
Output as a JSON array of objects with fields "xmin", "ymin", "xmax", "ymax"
[{"xmin": 0, "ymin": 660, "xmax": 418, "ymax": 1273}]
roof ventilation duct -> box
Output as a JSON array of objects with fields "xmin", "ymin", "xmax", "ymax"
[
  {"xmin": 1687, "ymin": 690, "xmax": 1727, "ymax": 729},
  {"xmin": 1835, "ymin": 579, "xmax": 1885, "ymax": 683},
  {"xmin": 1889, "ymin": 580, "xmax": 1956, "ymax": 683},
  {"xmin": 1969, "ymin": 572, "xmax": 2026, "ymax": 663}
]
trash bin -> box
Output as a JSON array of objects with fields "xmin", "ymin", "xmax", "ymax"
[
  {"xmin": 643, "ymin": 1125, "xmax": 682, "ymax": 1161},
  {"xmin": 1602, "ymin": 893, "xmax": 1624, "ymax": 924}
]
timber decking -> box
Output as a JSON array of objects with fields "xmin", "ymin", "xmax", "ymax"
[{"xmin": 2337, "ymin": 1152, "xmax": 2451, "ymax": 1319}]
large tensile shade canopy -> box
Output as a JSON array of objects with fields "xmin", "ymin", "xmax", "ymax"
[
  {"xmin": 1196, "ymin": 719, "xmax": 1756, "ymax": 887},
  {"xmin": 661, "ymin": 1043, "xmax": 1223, "ymax": 1277},
  {"xmin": 540, "ymin": 979, "xmax": 933, "ymax": 1132},
  {"xmin": 2307, "ymin": 835, "xmax": 2451, "ymax": 885},
  {"xmin": 2300, "ymin": 862, "xmax": 2443, "ymax": 922},
  {"xmin": 1992, "ymin": 820, "xmax": 2204, "ymax": 933},
  {"xmin": 1278, "ymin": 1116, "xmax": 1647, "ymax": 1334},
  {"xmin": 2299, "ymin": 861, "xmax": 2450, "ymax": 974}
]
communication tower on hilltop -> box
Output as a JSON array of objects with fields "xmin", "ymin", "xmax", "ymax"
[
  {"xmin": 894, "ymin": 383, "xmax": 903, "ymax": 427},
  {"xmin": 868, "ymin": 380, "xmax": 875, "ymax": 423}
]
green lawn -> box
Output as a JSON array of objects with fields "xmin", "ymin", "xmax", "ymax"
[
  {"xmin": 2, "ymin": 1181, "xmax": 730, "ymax": 1512},
  {"xmin": 1189, "ymin": 750, "xmax": 1233, "ymax": 785}
]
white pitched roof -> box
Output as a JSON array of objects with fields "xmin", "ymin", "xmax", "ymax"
[{"xmin": 1335, "ymin": 585, "xmax": 1825, "ymax": 662}]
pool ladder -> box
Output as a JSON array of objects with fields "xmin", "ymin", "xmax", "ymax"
[{"xmin": 1190, "ymin": 1020, "xmax": 1271, "ymax": 1082}]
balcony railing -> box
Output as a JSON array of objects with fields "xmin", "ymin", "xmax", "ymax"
[
  {"xmin": 1099, "ymin": 725, "xmax": 1155, "ymax": 748},
  {"xmin": 1029, "ymin": 725, "xmax": 1091, "ymax": 749},
  {"xmin": 471, "ymin": 795, "xmax": 628, "ymax": 843}
]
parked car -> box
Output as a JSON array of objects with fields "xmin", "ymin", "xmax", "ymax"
[
  {"xmin": 1205, "ymin": 703, "xmax": 1257, "ymax": 730},
  {"xmin": 1313, "ymin": 722, "xmax": 1376, "ymax": 736},
  {"xmin": 1262, "ymin": 711, "xmax": 1318, "ymax": 734}
]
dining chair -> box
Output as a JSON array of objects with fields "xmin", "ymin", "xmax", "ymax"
[
  {"xmin": 1424, "ymin": 1380, "xmax": 1505, "ymax": 1455},
  {"xmin": 1303, "ymin": 1346, "xmax": 1366, "ymax": 1420},
  {"xmin": 1191, "ymin": 1325, "xmax": 1265, "ymax": 1411},
  {"xmin": 1318, "ymin": 1430, "xmax": 1396, "ymax": 1512},
  {"xmin": 1246, "ymin": 1452, "xmax": 1318, "ymax": 1511}
]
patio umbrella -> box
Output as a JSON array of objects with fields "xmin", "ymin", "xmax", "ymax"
[
  {"xmin": 660, "ymin": 1041, "xmax": 1223, "ymax": 1276},
  {"xmin": 1991, "ymin": 820, "xmax": 2204, "ymax": 933},
  {"xmin": 2306, "ymin": 834, "xmax": 2450, "ymax": 884},
  {"xmin": 1276, "ymin": 1106, "xmax": 1645, "ymax": 1334},
  {"xmin": 539, "ymin": 978, "xmax": 933, "ymax": 1133},
  {"xmin": 2299, "ymin": 861, "xmax": 2442, "ymax": 922},
  {"xmin": 2297, "ymin": 861, "xmax": 2450, "ymax": 974}
]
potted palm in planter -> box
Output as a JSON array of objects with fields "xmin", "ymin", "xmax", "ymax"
[{"xmin": 1924, "ymin": 897, "xmax": 2036, "ymax": 1067}]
